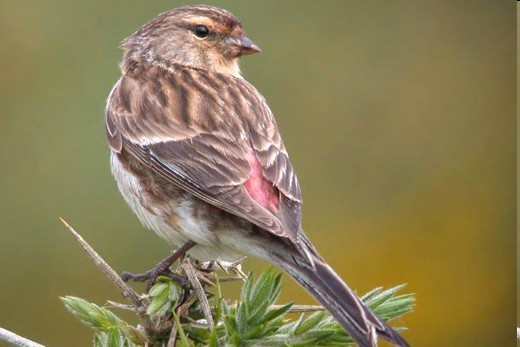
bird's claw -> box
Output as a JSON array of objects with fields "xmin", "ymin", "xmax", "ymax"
[{"xmin": 121, "ymin": 267, "xmax": 190, "ymax": 292}]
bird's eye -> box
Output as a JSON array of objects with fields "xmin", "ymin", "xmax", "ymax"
[{"xmin": 194, "ymin": 25, "xmax": 209, "ymax": 39}]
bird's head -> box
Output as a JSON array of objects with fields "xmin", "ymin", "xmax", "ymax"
[{"xmin": 121, "ymin": 5, "xmax": 260, "ymax": 76}]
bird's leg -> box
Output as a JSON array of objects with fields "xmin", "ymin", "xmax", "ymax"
[{"xmin": 121, "ymin": 240, "xmax": 196, "ymax": 291}]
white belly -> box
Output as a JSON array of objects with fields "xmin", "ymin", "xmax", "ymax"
[{"xmin": 110, "ymin": 152, "xmax": 256, "ymax": 262}]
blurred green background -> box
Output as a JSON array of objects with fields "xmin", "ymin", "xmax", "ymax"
[{"xmin": 0, "ymin": 1, "xmax": 515, "ymax": 346}]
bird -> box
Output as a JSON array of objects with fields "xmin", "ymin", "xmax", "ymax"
[{"xmin": 104, "ymin": 5, "xmax": 409, "ymax": 347}]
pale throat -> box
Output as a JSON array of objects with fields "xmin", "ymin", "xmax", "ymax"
[{"xmin": 210, "ymin": 56, "xmax": 242, "ymax": 77}]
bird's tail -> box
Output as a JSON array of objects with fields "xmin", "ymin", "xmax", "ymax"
[{"xmin": 272, "ymin": 251, "xmax": 410, "ymax": 347}]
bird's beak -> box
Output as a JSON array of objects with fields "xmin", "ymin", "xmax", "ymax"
[
  {"xmin": 227, "ymin": 34, "xmax": 261, "ymax": 56},
  {"xmin": 238, "ymin": 35, "xmax": 261, "ymax": 55}
]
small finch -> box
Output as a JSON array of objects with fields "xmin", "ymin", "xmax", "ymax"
[{"xmin": 105, "ymin": 5, "xmax": 409, "ymax": 347}]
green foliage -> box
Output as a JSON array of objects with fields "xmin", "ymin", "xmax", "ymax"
[
  {"xmin": 146, "ymin": 276, "xmax": 181, "ymax": 317},
  {"xmin": 61, "ymin": 297, "xmax": 143, "ymax": 346},
  {"xmin": 62, "ymin": 269, "xmax": 414, "ymax": 346}
]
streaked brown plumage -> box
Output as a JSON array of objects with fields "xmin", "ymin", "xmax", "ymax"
[{"xmin": 105, "ymin": 5, "xmax": 409, "ymax": 347}]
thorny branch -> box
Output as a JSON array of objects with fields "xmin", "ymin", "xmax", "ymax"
[
  {"xmin": 0, "ymin": 327, "xmax": 45, "ymax": 347},
  {"xmin": 59, "ymin": 218, "xmax": 154, "ymax": 331}
]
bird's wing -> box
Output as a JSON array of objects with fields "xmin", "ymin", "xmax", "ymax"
[{"xmin": 105, "ymin": 63, "xmax": 302, "ymax": 240}]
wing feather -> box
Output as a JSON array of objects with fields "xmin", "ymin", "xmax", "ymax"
[{"xmin": 106, "ymin": 62, "xmax": 302, "ymax": 239}]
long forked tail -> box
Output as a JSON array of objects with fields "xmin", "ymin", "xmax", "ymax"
[{"xmin": 272, "ymin": 253, "xmax": 410, "ymax": 347}]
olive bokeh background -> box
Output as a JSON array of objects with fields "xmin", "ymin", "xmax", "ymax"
[{"xmin": 0, "ymin": 1, "xmax": 515, "ymax": 346}]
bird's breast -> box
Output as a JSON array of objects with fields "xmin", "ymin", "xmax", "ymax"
[
  {"xmin": 110, "ymin": 151, "xmax": 186, "ymax": 244},
  {"xmin": 109, "ymin": 150, "xmax": 257, "ymax": 262}
]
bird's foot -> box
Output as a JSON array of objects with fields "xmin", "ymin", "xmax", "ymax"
[
  {"xmin": 121, "ymin": 266, "xmax": 190, "ymax": 292},
  {"xmin": 121, "ymin": 240, "xmax": 196, "ymax": 291}
]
